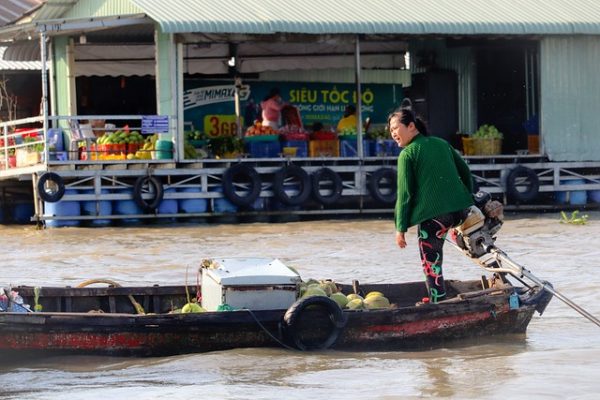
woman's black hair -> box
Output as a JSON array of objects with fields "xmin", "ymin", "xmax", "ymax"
[
  {"xmin": 387, "ymin": 108, "xmax": 428, "ymax": 136},
  {"xmin": 343, "ymin": 104, "xmax": 356, "ymax": 118},
  {"xmin": 263, "ymin": 87, "xmax": 281, "ymax": 101}
]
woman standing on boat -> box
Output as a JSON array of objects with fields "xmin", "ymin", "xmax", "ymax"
[{"xmin": 388, "ymin": 106, "xmax": 474, "ymax": 303}]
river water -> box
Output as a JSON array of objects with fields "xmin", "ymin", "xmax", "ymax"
[{"xmin": 0, "ymin": 212, "xmax": 599, "ymax": 399}]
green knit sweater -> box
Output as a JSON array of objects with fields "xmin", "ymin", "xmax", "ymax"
[{"xmin": 395, "ymin": 134, "xmax": 474, "ymax": 232}]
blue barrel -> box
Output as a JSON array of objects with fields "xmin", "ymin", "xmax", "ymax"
[
  {"xmin": 156, "ymin": 188, "xmax": 178, "ymax": 223},
  {"xmin": 158, "ymin": 188, "xmax": 178, "ymax": 214},
  {"xmin": 179, "ymin": 187, "xmax": 208, "ymax": 213},
  {"xmin": 211, "ymin": 186, "xmax": 238, "ymax": 213},
  {"xmin": 556, "ymin": 179, "xmax": 587, "ymax": 205},
  {"xmin": 81, "ymin": 189, "xmax": 112, "ymax": 227},
  {"xmin": 589, "ymin": 190, "xmax": 600, "ymax": 204},
  {"xmin": 251, "ymin": 197, "xmax": 266, "ymax": 211},
  {"xmin": 113, "ymin": 187, "xmax": 143, "ymax": 225},
  {"xmin": 45, "ymin": 189, "xmax": 81, "ymax": 228},
  {"xmin": 11, "ymin": 202, "xmax": 34, "ymax": 224}
]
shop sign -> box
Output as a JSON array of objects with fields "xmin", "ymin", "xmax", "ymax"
[
  {"xmin": 204, "ymin": 114, "xmax": 242, "ymax": 137},
  {"xmin": 183, "ymin": 80, "xmax": 403, "ymax": 133},
  {"xmin": 142, "ymin": 115, "xmax": 170, "ymax": 134}
]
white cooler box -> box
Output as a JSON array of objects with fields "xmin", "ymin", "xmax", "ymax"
[{"xmin": 201, "ymin": 258, "xmax": 301, "ymax": 311}]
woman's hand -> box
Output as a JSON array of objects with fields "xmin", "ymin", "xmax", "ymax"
[{"xmin": 396, "ymin": 231, "xmax": 407, "ymax": 248}]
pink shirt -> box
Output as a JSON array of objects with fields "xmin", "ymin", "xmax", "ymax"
[{"xmin": 261, "ymin": 98, "xmax": 284, "ymax": 125}]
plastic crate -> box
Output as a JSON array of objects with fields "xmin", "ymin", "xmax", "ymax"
[
  {"xmin": 339, "ymin": 139, "xmax": 372, "ymax": 157},
  {"xmin": 246, "ymin": 141, "xmax": 282, "ymax": 158},
  {"xmin": 309, "ymin": 140, "xmax": 339, "ymax": 157},
  {"xmin": 371, "ymin": 139, "xmax": 401, "ymax": 157},
  {"xmin": 281, "ymin": 140, "xmax": 308, "ymax": 157}
]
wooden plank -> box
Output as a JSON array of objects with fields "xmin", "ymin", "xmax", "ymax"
[{"xmin": 108, "ymin": 296, "xmax": 116, "ymax": 313}]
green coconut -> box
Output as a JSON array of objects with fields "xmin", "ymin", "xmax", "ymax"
[
  {"xmin": 303, "ymin": 278, "xmax": 320, "ymax": 286},
  {"xmin": 346, "ymin": 293, "xmax": 364, "ymax": 301},
  {"xmin": 365, "ymin": 291, "xmax": 385, "ymax": 299},
  {"xmin": 346, "ymin": 298, "xmax": 365, "ymax": 310},
  {"xmin": 330, "ymin": 292, "xmax": 349, "ymax": 308},
  {"xmin": 303, "ymin": 285, "xmax": 328, "ymax": 298},
  {"xmin": 181, "ymin": 302, "xmax": 206, "ymax": 313},
  {"xmin": 364, "ymin": 295, "xmax": 391, "ymax": 310},
  {"xmin": 319, "ymin": 280, "xmax": 338, "ymax": 296}
]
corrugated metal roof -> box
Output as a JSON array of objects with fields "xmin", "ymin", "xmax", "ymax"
[
  {"xmin": 0, "ymin": 0, "xmax": 43, "ymax": 27},
  {"xmin": 130, "ymin": 0, "xmax": 600, "ymax": 35},
  {"xmin": 32, "ymin": 0, "xmax": 78, "ymax": 21},
  {"xmin": 0, "ymin": 46, "xmax": 40, "ymax": 70}
]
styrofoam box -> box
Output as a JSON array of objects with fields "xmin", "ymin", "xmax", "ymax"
[{"xmin": 201, "ymin": 258, "xmax": 301, "ymax": 311}]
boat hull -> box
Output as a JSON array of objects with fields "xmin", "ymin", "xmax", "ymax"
[{"xmin": 0, "ymin": 281, "xmax": 552, "ymax": 356}]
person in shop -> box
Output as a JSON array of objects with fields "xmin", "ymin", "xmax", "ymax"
[
  {"xmin": 81, "ymin": 108, "xmax": 106, "ymax": 139},
  {"xmin": 260, "ymin": 88, "xmax": 286, "ymax": 129},
  {"xmin": 336, "ymin": 104, "xmax": 357, "ymax": 133},
  {"xmin": 244, "ymin": 98, "xmax": 259, "ymax": 128},
  {"xmin": 388, "ymin": 106, "xmax": 474, "ymax": 304}
]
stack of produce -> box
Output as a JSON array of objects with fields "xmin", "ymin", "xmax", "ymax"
[
  {"xmin": 244, "ymin": 121, "xmax": 277, "ymax": 137},
  {"xmin": 96, "ymin": 130, "xmax": 145, "ymax": 160},
  {"xmin": 183, "ymin": 130, "xmax": 209, "ymax": 159},
  {"xmin": 299, "ymin": 279, "xmax": 392, "ymax": 310},
  {"xmin": 129, "ymin": 134, "xmax": 158, "ymax": 160}
]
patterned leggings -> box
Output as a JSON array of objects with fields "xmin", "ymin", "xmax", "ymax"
[{"xmin": 418, "ymin": 210, "xmax": 467, "ymax": 303}]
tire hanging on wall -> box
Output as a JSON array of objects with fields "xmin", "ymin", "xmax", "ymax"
[
  {"xmin": 37, "ymin": 172, "xmax": 65, "ymax": 203},
  {"xmin": 283, "ymin": 295, "xmax": 346, "ymax": 351},
  {"xmin": 273, "ymin": 165, "xmax": 311, "ymax": 206},
  {"xmin": 505, "ymin": 165, "xmax": 539, "ymax": 203},
  {"xmin": 311, "ymin": 167, "xmax": 343, "ymax": 206},
  {"xmin": 222, "ymin": 164, "xmax": 262, "ymax": 207},
  {"xmin": 368, "ymin": 168, "xmax": 397, "ymax": 204},
  {"xmin": 133, "ymin": 175, "xmax": 164, "ymax": 213}
]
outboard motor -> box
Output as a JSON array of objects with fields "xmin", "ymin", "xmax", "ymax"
[{"xmin": 455, "ymin": 191, "xmax": 505, "ymax": 258}]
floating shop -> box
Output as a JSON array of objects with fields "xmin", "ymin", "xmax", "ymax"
[{"xmin": 1, "ymin": 0, "xmax": 600, "ymax": 226}]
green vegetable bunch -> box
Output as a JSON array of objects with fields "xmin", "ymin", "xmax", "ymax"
[
  {"xmin": 367, "ymin": 127, "xmax": 389, "ymax": 140},
  {"xmin": 473, "ymin": 124, "xmax": 503, "ymax": 140},
  {"xmin": 560, "ymin": 210, "xmax": 588, "ymax": 225},
  {"xmin": 338, "ymin": 127, "xmax": 356, "ymax": 136},
  {"xmin": 23, "ymin": 135, "xmax": 44, "ymax": 152}
]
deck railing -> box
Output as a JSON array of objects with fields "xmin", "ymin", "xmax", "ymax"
[
  {"xmin": 0, "ymin": 116, "xmax": 46, "ymax": 170},
  {"xmin": 0, "ymin": 115, "xmax": 175, "ymax": 172}
]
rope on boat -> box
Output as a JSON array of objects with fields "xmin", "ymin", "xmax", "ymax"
[
  {"xmin": 243, "ymin": 308, "xmax": 297, "ymax": 351},
  {"xmin": 76, "ymin": 279, "xmax": 146, "ymax": 315}
]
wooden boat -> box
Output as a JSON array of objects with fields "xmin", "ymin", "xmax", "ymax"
[{"xmin": 0, "ymin": 275, "xmax": 552, "ymax": 357}]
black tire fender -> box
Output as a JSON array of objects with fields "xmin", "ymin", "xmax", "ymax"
[
  {"xmin": 368, "ymin": 167, "xmax": 397, "ymax": 204},
  {"xmin": 133, "ymin": 175, "xmax": 164, "ymax": 213},
  {"xmin": 283, "ymin": 296, "xmax": 346, "ymax": 351},
  {"xmin": 311, "ymin": 167, "xmax": 343, "ymax": 206},
  {"xmin": 37, "ymin": 172, "xmax": 65, "ymax": 203},
  {"xmin": 505, "ymin": 166, "xmax": 539, "ymax": 203},
  {"xmin": 222, "ymin": 164, "xmax": 262, "ymax": 206},
  {"xmin": 273, "ymin": 165, "xmax": 311, "ymax": 206}
]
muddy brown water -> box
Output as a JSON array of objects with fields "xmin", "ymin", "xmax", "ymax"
[{"xmin": 1, "ymin": 213, "xmax": 599, "ymax": 399}]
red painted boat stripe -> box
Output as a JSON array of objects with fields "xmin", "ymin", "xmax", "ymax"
[{"xmin": 366, "ymin": 309, "xmax": 501, "ymax": 336}]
